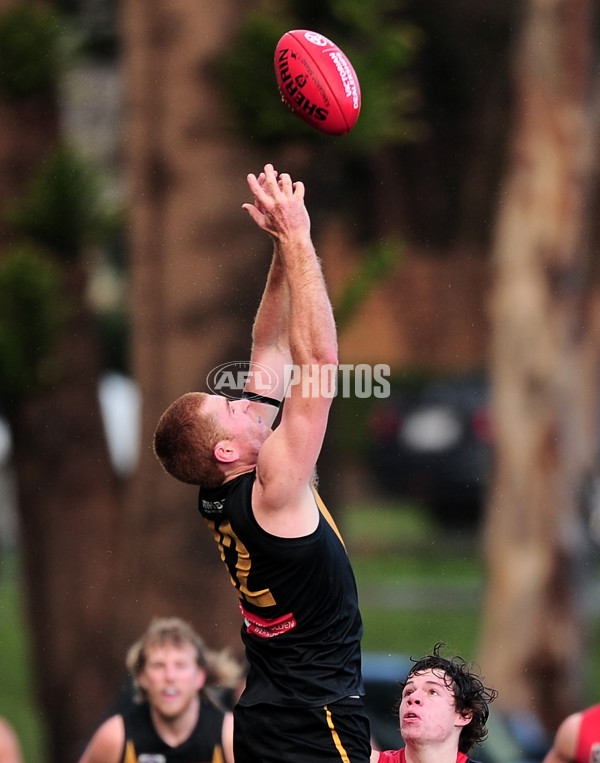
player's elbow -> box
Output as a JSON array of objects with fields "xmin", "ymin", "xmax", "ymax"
[
  {"xmin": 313, "ymin": 345, "xmax": 338, "ymax": 368},
  {"xmin": 292, "ymin": 335, "xmax": 338, "ymax": 368}
]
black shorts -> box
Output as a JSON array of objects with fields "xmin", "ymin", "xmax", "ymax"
[{"xmin": 233, "ymin": 696, "xmax": 372, "ymax": 763}]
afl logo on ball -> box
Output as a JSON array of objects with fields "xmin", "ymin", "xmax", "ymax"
[{"xmin": 304, "ymin": 32, "xmax": 329, "ymax": 46}]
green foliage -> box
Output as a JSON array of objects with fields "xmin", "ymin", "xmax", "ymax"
[
  {"xmin": 5, "ymin": 145, "xmax": 119, "ymax": 261},
  {"xmin": 0, "ymin": 245, "xmax": 67, "ymax": 404},
  {"xmin": 216, "ymin": 1, "xmax": 422, "ymax": 328},
  {"xmin": 94, "ymin": 308, "xmax": 129, "ymax": 373},
  {"xmin": 0, "ymin": 3, "xmax": 66, "ymax": 98},
  {"xmin": 335, "ymin": 238, "xmax": 403, "ymax": 330},
  {"xmin": 54, "ymin": 0, "xmax": 119, "ymax": 59},
  {"xmin": 216, "ymin": 0, "xmax": 423, "ymax": 149},
  {"xmin": 216, "ymin": 13, "xmax": 297, "ymax": 143}
]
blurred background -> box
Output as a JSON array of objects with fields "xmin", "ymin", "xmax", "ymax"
[{"xmin": 1, "ymin": 0, "xmax": 600, "ymax": 761}]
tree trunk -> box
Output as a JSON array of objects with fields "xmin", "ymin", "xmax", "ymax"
[
  {"xmin": 10, "ymin": 268, "xmax": 123, "ymax": 763},
  {"xmin": 479, "ymin": 0, "xmax": 600, "ymax": 731},
  {"xmin": 2, "ymin": 0, "xmax": 274, "ymax": 758},
  {"xmin": 109, "ymin": 0, "xmax": 264, "ymax": 700},
  {"xmin": 0, "ymin": 4, "xmax": 123, "ymax": 758}
]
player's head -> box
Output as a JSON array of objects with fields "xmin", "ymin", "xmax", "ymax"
[
  {"xmin": 127, "ymin": 617, "xmax": 210, "ymax": 676},
  {"xmin": 154, "ymin": 392, "xmax": 271, "ymax": 488},
  {"xmin": 126, "ymin": 617, "xmax": 209, "ymax": 704},
  {"xmin": 153, "ymin": 392, "xmax": 228, "ymax": 488},
  {"xmin": 400, "ymin": 643, "xmax": 498, "ymax": 754},
  {"xmin": 126, "ymin": 617, "xmax": 243, "ymax": 704}
]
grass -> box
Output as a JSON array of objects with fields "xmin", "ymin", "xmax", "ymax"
[{"xmin": 342, "ymin": 500, "xmax": 485, "ymax": 660}]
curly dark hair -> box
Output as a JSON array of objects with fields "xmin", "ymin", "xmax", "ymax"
[{"xmin": 400, "ymin": 643, "xmax": 498, "ymax": 754}]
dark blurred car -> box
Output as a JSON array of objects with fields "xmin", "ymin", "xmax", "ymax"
[
  {"xmin": 362, "ymin": 652, "xmax": 550, "ymax": 763},
  {"xmin": 366, "ymin": 374, "xmax": 492, "ymax": 526},
  {"xmin": 362, "ymin": 652, "xmax": 409, "ymax": 751}
]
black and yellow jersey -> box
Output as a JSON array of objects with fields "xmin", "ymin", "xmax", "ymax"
[
  {"xmin": 198, "ymin": 470, "xmax": 364, "ymax": 708},
  {"xmin": 120, "ymin": 700, "xmax": 226, "ymax": 762}
]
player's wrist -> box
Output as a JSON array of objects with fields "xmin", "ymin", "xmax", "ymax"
[{"xmin": 276, "ymin": 234, "xmax": 316, "ymax": 261}]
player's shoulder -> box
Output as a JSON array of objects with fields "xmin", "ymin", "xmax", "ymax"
[
  {"xmin": 558, "ymin": 710, "xmax": 584, "ymax": 735},
  {"xmin": 78, "ymin": 714, "xmax": 125, "ymax": 763},
  {"xmin": 0, "ymin": 718, "xmax": 23, "ymax": 761},
  {"xmin": 548, "ymin": 710, "xmax": 583, "ymax": 762}
]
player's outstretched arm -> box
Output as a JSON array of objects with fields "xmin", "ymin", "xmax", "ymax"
[
  {"xmin": 242, "ymin": 168, "xmax": 294, "ymax": 429},
  {"xmin": 243, "ymin": 249, "xmax": 290, "ymax": 429},
  {"xmin": 244, "ymin": 164, "xmax": 337, "ymax": 533}
]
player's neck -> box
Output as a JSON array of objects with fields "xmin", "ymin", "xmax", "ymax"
[
  {"xmin": 150, "ymin": 694, "xmax": 201, "ymax": 748},
  {"xmin": 222, "ymin": 462, "xmax": 256, "ymax": 482},
  {"xmin": 404, "ymin": 741, "xmax": 464, "ymax": 763}
]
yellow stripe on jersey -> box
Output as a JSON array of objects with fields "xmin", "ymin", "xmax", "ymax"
[
  {"xmin": 123, "ymin": 740, "xmax": 137, "ymax": 763},
  {"xmin": 204, "ymin": 517, "xmax": 276, "ymax": 607},
  {"xmin": 324, "ymin": 705, "xmax": 351, "ymax": 763},
  {"xmin": 122, "ymin": 737, "xmax": 224, "ymax": 762},
  {"xmin": 312, "ymin": 489, "xmax": 346, "ymax": 548}
]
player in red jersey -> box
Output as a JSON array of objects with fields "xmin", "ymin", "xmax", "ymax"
[
  {"xmin": 543, "ymin": 704, "xmax": 600, "ymax": 763},
  {"xmin": 371, "ymin": 644, "xmax": 497, "ymax": 763}
]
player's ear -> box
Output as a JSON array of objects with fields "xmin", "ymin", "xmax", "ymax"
[
  {"xmin": 456, "ymin": 709, "xmax": 473, "ymax": 727},
  {"xmin": 214, "ymin": 440, "xmax": 239, "ymax": 464},
  {"xmin": 196, "ymin": 667, "xmax": 207, "ymax": 691}
]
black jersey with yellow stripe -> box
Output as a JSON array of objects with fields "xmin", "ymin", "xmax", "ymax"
[
  {"xmin": 198, "ymin": 470, "xmax": 364, "ymax": 708},
  {"xmin": 120, "ymin": 700, "xmax": 226, "ymax": 763}
]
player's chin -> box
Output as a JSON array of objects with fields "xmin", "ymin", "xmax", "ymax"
[
  {"xmin": 399, "ymin": 723, "xmax": 422, "ymax": 740},
  {"xmin": 155, "ymin": 702, "xmax": 184, "ymax": 718}
]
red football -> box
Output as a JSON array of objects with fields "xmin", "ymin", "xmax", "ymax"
[{"xmin": 274, "ymin": 30, "xmax": 361, "ymax": 136}]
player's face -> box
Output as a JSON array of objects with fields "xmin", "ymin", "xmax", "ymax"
[
  {"xmin": 399, "ymin": 669, "xmax": 471, "ymax": 747},
  {"xmin": 138, "ymin": 642, "xmax": 205, "ymax": 719},
  {"xmin": 204, "ymin": 394, "xmax": 271, "ymax": 454}
]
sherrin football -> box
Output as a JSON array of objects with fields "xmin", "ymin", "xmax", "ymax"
[{"xmin": 274, "ymin": 30, "xmax": 361, "ymax": 136}]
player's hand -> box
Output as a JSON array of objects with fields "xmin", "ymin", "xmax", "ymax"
[{"xmin": 243, "ymin": 164, "xmax": 310, "ymax": 241}]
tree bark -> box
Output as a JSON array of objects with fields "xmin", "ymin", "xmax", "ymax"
[
  {"xmin": 0, "ymin": 4, "xmax": 122, "ymax": 757},
  {"xmin": 109, "ymin": 0, "xmax": 264, "ymax": 709},
  {"xmin": 1, "ymin": 0, "xmax": 267, "ymax": 759},
  {"xmin": 480, "ymin": 0, "xmax": 600, "ymax": 731},
  {"xmin": 10, "ymin": 268, "xmax": 123, "ymax": 763}
]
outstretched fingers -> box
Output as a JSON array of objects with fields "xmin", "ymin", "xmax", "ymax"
[
  {"xmin": 242, "ymin": 164, "xmax": 308, "ymax": 234},
  {"xmin": 246, "ymin": 168, "xmax": 277, "ymax": 209},
  {"xmin": 291, "ymin": 179, "xmax": 305, "ymax": 200},
  {"xmin": 277, "ymin": 172, "xmax": 293, "ymax": 193},
  {"xmin": 242, "ymin": 169, "xmax": 272, "ymax": 223},
  {"xmin": 248, "ymin": 165, "xmax": 300, "ymax": 203}
]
